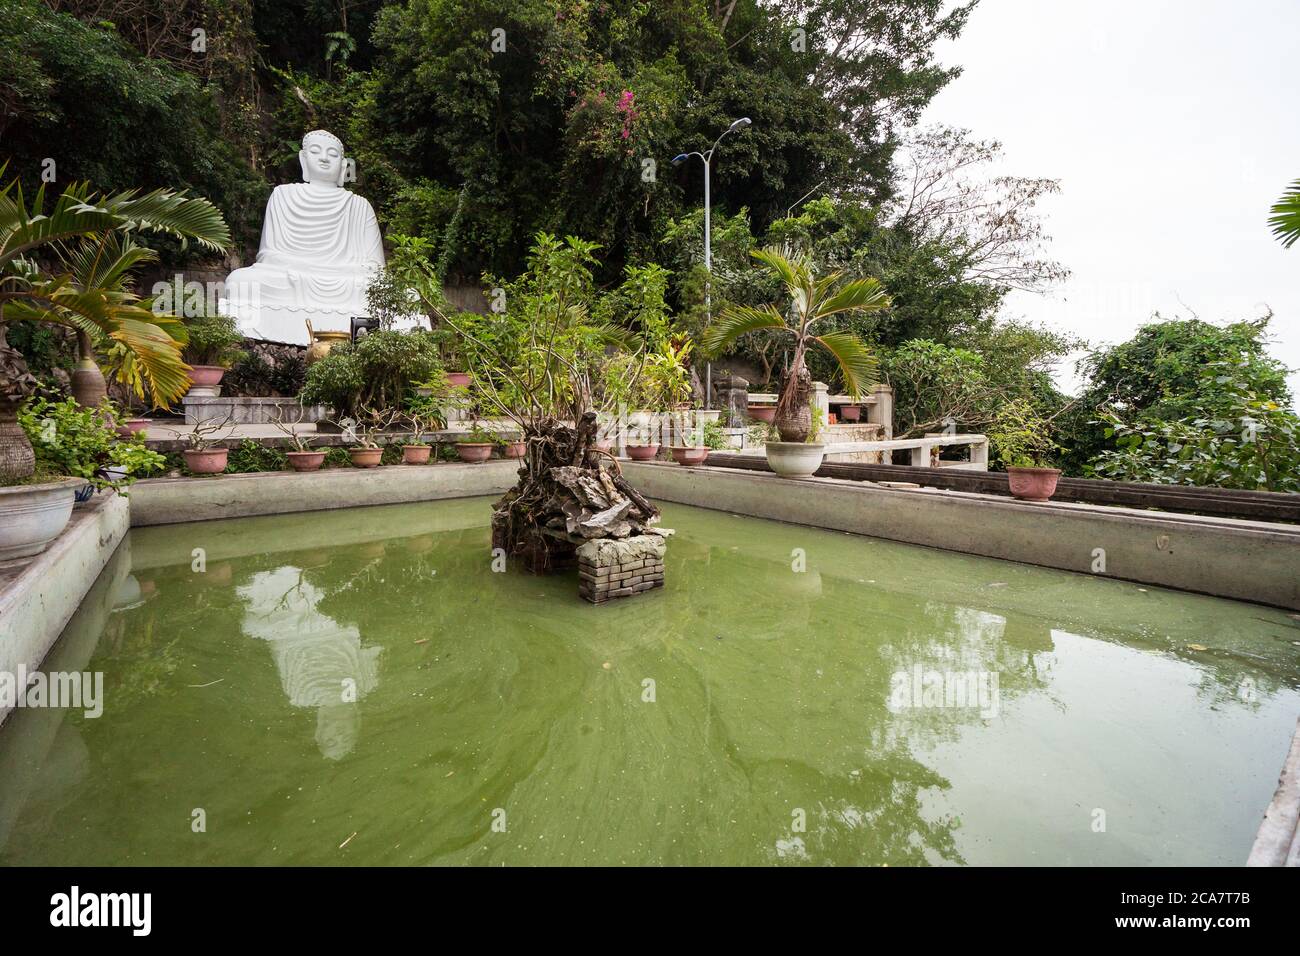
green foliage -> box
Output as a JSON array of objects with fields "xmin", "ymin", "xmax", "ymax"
[
  {"xmin": 225, "ymin": 350, "xmax": 307, "ymax": 398},
  {"xmin": 987, "ymin": 400, "xmax": 1060, "ymax": 470},
  {"xmin": 701, "ymin": 418, "xmax": 728, "ymax": 450},
  {"xmin": 436, "ymin": 233, "xmax": 660, "ymax": 425},
  {"xmin": 182, "ymin": 312, "xmax": 244, "ymax": 367},
  {"xmin": 883, "ymin": 322, "xmax": 1078, "ymax": 440},
  {"xmin": 0, "ymin": 0, "xmax": 267, "ymax": 255},
  {"xmin": 705, "ymin": 246, "xmax": 888, "ymax": 438},
  {"xmin": 1090, "ymin": 357, "xmax": 1300, "ymax": 492},
  {"xmin": 300, "ymin": 329, "xmax": 442, "ymax": 418},
  {"xmin": 224, "ymin": 439, "xmax": 288, "ymax": 474},
  {"xmin": 1065, "ymin": 315, "xmax": 1293, "ymax": 474},
  {"xmin": 461, "ymin": 422, "xmax": 499, "ymax": 444},
  {"xmin": 1269, "ymin": 178, "xmax": 1300, "ymax": 248},
  {"xmin": 364, "ymin": 0, "xmax": 960, "ymax": 280},
  {"xmin": 17, "ymin": 397, "xmax": 165, "ymax": 491},
  {"xmin": 323, "ymin": 447, "xmax": 354, "ymax": 469},
  {"xmin": 636, "ymin": 340, "xmax": 694, "ymax": 410}
]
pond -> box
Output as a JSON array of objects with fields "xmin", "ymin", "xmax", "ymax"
[{"xmin": 1, "ymin": 496, "xmax": 1296, "ymax": 865}]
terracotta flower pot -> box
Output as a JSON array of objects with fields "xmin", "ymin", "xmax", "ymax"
[
  {"xmin": 455, "ymin": 442, "xmax": 494, "ymax": 463},
  {"xmin": 286, "ymin": 451, "xmax": 326, "ymax": 471},
  {"xmin": 188, "ymin": 365, "xmax": 226, "ymax": 388},
  {"xmin": 670, "ymin": 446, "xmax": 709, "ymax": 466},
  {"xmin": 349, "ymin": 447, "xmax": 383, "ymax": 468},
  {"xmin": 1006, "ymin": 466, "xmax": 1062, "ymax": 502},
  {"xmin": 445, "ymin": 371, "xmax": 471, "ymax": 388},
  {"xmin": 748, "ymin": 405, "xmax": 776, "ymax": 423},
  {"xmin": 183, "ymin": 448, "xmax": 228, "ymax": 474},
  {"xmin": 113, "ymin": 417, "xmax": 150, "ymax": 438},
  {"xmin": 402, "ymin": 445, "xmax": 432, "ymax": 464},
  {"xmin": 503, "ymin": 441, "xmax": 527, "ymax": 459},
  {"xmin": 839, "ymin": 404, "xmax": 862, "ymax": 422},
  {"xmin": 624, "ymin": 444, "xmax": 659, "ymax": 461}
]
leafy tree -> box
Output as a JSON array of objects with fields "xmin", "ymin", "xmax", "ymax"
[
  {"xmin": 1091, "ymin": 357, "xmax": 1300, "ymax": 492},
  {"xmin": 366, "ymin": 0, "xmax": 967, "ymax": 280},
  {"xmin": 0, "ymin": 0, "xmax": 267, "ymax": 253},
  {"xmin": 1064, "ymin": 315, "xmax": 1295, "ymax": 479}
]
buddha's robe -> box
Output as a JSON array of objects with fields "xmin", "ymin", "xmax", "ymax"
[{"xmin": 222, "ymin": 182, "xmax": 386, "ymax": 345}]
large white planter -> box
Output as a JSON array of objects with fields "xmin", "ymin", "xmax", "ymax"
[
  {"xmin": 0, "ymin": 477, "xmax": 82, "ymax": 560},
  {"xmin": 765, "ymin": 442, "xmax": 825, "ymax": 478}
]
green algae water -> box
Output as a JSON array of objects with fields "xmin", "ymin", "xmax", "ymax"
[{"xmin": 1, "ymin": 496, "xmax": 1297, "ymax": 866}]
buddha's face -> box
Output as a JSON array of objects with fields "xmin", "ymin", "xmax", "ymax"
[{"xmin": 300, "ymin": 136, "xmax": 344, "ymax": 186}]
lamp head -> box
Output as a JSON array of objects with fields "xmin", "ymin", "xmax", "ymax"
[
  {"xmin": 728, "ymin": 117, "xmax": 752, "ymax": 132},
  {"xmin": 671, "ymin": 154, "xmax": 688, "ymax": 166}
]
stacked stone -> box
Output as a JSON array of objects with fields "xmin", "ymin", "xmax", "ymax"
[{"xmin": 576, "ymin": 533, "xmax": 670, "ymax": 604}]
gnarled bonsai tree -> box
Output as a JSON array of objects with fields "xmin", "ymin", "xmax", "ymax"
[
  {"xmin": 702, "ymin": 247, "xmax": 890, "ymax": 442},
  {"xmin": 0, "ymin": 175, "xmax": 229, "ymax": 482},
  {"xmin": 420, "ymin": 233, "xmax": 664, "ymax": 571}
]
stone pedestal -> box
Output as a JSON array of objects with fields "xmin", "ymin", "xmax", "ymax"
[
  {"xmin": 577, "ymin": 534, "xmax": 668, "ymax": 604},
  {"xmin": 713, "ymin": 374, "xmax": 749, "ymax": 429},
  {"xmin": 183, "ymin": 396, "xmax": 328, "ymax": 425}
]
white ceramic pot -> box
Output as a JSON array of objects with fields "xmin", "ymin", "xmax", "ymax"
[
  {"xmin": 765, "ymin": 441, "xmax": 825, "ymax": 478},
  {"xmin": 0, "ymin": 477, "xmax": 82, "ymax": 560}
]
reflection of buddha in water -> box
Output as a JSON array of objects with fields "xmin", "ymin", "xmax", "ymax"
[
  {"xmin": 221, "ymin": 130, "xmax": 387, "ymax": 345},
  {"xmin": 237, "ymin": 567, "xmax": 381, "ymax": 760}
]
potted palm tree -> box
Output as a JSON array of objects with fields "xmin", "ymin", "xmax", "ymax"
[
  {"xmin": 703, "ymin": 247, "xmax": 890, "ymax": 478},
  {"xmin": 0, "ymin": 175, "xmax": 228, "ymax": 555}
]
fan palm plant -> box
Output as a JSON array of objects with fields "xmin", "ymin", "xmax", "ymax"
[
  {"xmin": 1269, "ymin": 179, "xmax": 1300, "ymax": 249},
  {"xmin": 0, "ymin": 174, "xmax": 230, "ymax": 482},
  {"xmin": 702, "ymin": 247, "xmax": 891, "ymax": 442}
]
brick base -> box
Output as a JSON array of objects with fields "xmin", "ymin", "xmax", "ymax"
[{"xmin": 576, "ymin": 534, "xmax": 667, "ymax": 604}]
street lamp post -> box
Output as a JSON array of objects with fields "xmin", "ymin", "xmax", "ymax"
[{"xmin": 673, "ymin": 116, "xmax": 751, "ymax": 410}]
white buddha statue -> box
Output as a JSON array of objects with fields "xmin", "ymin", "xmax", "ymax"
[{"xmin": 221, "ymin": 130, "xmax": 386, "ymax": 345}]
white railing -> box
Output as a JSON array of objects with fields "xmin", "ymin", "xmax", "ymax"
[{"xmin": 730, "ymin": 433, "xmax": 989, "ymax": 471}]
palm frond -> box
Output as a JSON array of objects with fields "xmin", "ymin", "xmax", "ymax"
[
  {"xmin": 750, "ymin": 246, "xmax": 800, "ymax": 291},
  {"xmin": 814, "ymin": 332, "xmax": 879, "ymax": 399},
  {"xmin": 700, "ymin": 304, "xmax": 786, "ymax": 357},
  {"xmin": 815, "ymin": 277, "xmax": 891, "ymax": 319},
  {"xmin": 1269, "ymin": 179, "xmax": 1300, "ymax": 248},
  {"xmin": 108, "ymin": 311, "xmax": 194, "ymax": 407}
]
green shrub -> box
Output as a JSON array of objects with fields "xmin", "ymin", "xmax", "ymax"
[
  {"xmin": 1090, "ymin": 358, "xmax": 1300, "ymax": 492},
  {"xmin": 183, "ymin": 312, "xmax": 245, "ymax": 368},
  {"xmin": 702, "ymin": 418, "xmax": 728, "ymax": 450},
  {"xmin": 987, "ymin": 401, "xmax": 1059, "ymax": 469},
  {"xmin": 17, "ymin": 398, "xmax": 165, "ymax": 491},
  {"xmin": 300, "ymin": 329, "xmax": 440, "ymax": 419},
  {"xmin": 323, "ymin": 447, "xmax": 353, "ymax": 468},
  {"xmin": 225, "ymin": 439, "xmax": 288, "ymax": 474}
]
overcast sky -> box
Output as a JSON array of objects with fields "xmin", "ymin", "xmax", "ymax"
[{"xmin": 922, "ymin": 0, "xmax": 1299, "ymax": 398}]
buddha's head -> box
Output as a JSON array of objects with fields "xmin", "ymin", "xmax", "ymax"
[{"xmin": 299, "ymin": 129, "xmax": 346, "ymax": 187}]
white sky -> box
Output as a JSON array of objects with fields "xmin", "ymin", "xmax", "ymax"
[{"xmin": 922, "ymin": 0, "xmax": 1300, "ymax": 399}]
